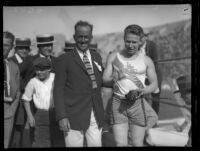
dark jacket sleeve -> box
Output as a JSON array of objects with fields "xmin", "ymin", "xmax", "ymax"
[
  {"xmin": 53, "ymin": 55, "xmax": 68, "ymax": 121},
  {"xmin": 148, "ymin": 41, "xmax": 158, "ymax": 63}
]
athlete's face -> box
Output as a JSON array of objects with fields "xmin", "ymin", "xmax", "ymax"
[{"xmin": 124, "ymin": 33, "xmax": 142, "ymax": 56}]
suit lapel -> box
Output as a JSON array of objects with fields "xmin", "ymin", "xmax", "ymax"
[
  {"xmin": 72, "ymin": 48, "xmax": 89, "ymax": 75},
  {"xmin": 90, "ymin": 50, "xmax": 101, "ymax": 82},
  {"xmin": 10, "ymin": 55, "xmax": 19, "ymax": 65}
]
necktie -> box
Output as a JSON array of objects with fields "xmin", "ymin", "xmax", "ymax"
[{"xmin": 82, "ymin": 53, "xmax": 97, "ymax": 89}]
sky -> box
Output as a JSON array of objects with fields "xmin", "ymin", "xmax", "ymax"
[{"xmin": 3, "ymin": 5, "xmax": 191, "ymax": 40}]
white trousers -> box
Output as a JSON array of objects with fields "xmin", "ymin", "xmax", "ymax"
[{"xmin": 64, "ymin": 109, "xmax": 102, "ymax": 147}]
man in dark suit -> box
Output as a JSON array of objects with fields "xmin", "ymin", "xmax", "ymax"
[
  {"xmin": 141, "ymin": 34, "xmax": 162, "ymax": 115},
  {"xmin": 4, "ymin": 31, "xmax": 21, "ymax": 148},
  {"xmin": 9, "ymin": 38, "xmax": 32, "ymax": 148},
  {"xmin": 53, "ymin": 20, "xmax": 105, "ymax": 147}
]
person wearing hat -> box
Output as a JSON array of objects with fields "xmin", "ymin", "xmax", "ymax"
[
  {"xmin": 9, "ymin": 38, "xmax": 32, "ymax": 148},
  {"xmin": 4, "ymin": 31, "xmax": 21, "ymax": 148},
  {"xmin": 20, "ymin": 34, "xmax": 64, "ymax": 147},
  {"xmin": 24, "ymin": 34, "xmax": 57, "ymax": 84},
  {"xmin": 21, "ymin": 57, "xmax": 60, "ymax": 147}
]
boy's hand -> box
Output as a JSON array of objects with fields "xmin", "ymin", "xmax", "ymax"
[{"xmin": 28, "ymin": 115, "xmax": 35, "ymax": 127}]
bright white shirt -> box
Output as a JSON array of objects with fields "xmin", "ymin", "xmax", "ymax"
[
  {"xmin": 22, "ymin": 73, "xmax": 54, "ymax": 110},
  {"xmin": 140, "ymin": 42, "xmax": 146, "ymax": 56},
  {"xmin": 15, "ymin": 53, "xmax": 23, "ymax": 64},
  {"xmin": 76, "ymin": 48, "xmax": 94, "ymax": 70}
]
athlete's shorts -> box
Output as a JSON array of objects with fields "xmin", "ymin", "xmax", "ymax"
[{"xmin": 110, "ymin": 94, "xmax": 158, "ymax": 128}]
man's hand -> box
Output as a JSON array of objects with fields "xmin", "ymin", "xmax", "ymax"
[
  {"xmin": 59, "ymin": 118, "xmax": 71, "ymax": 132},
  {"xmin": 28, "ymin": 115, "xmax": 35, "ymax": 127}
]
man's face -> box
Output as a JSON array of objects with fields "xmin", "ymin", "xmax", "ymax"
[
  {"xmin": 38, "ymin": 44, "xmax": 53, "ymax": 57},
  {"xmin": 74, "ymin": 25, "xmax": 92, "ymax": 52},
  {"xmin": 35, "ymin": 69, "xmax": 50, "ymax": 81},
  {"xmin": 124, "ymin": 33, "xmax": 142, "ymax": 56},
  {"xmin": 3, "ymin": 37, "xmax": 13, "ymax": 59},
  {"xmin": 15, "ymin": 46, "xmax": 30, "ymax": 59}
]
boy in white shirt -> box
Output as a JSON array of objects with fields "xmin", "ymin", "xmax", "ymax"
[{"xmin": 22, "ymin": 57, "xmax": 57, "ymax": 147}]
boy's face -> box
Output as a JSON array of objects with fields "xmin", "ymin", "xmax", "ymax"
[{"xmin": 35, "ymin": 69, "xmax": 51, "ymax": 81}]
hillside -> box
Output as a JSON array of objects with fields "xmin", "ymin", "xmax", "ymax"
[
  {"xmin": 24, "ymin": 19, "xmax": 191, "ymax": 80},
  {"xmin": 92, "ymin": 19, "xmax": 191, "ymax": 80}
]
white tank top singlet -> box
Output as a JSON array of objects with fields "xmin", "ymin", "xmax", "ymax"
[{"xmin": 112, "ymin": 52, "xmax": 147, "ymax": 98}]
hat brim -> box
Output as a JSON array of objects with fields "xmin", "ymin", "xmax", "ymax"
[
  {"xmin": 37, "ymin": 40, "xmax": 55, "ymax": 45},
  {"xmin": 14, "ymin": 44, "xmax": 32, "ymax": 47}
]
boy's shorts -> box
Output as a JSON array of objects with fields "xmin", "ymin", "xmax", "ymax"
[{"xmin": 110, "ymin": 95, "xmax": 158, "ymax": 128}]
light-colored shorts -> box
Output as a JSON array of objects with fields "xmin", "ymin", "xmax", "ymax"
[{"xmin": 110, "ymin": 95, "xmax": 158, "ymax": 128}]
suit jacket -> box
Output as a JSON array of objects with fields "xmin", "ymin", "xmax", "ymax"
[
  {"xmin": 4, "ymin": 60, "xmax": 20, "ymax": 119},
  {"xmin": 53, "ymin": 48, "xmax": 105, "ymax": 131},
  {"xmin": 9, "ymin": 54, "xmax": 30, "ymax": 92},
  {"xmin": 9, "ymin": 54, "xmax": 32, "ymax": 125},
  {"xmin": 145, "ymin": 40, "xmax": 162, "ymax": 89}
]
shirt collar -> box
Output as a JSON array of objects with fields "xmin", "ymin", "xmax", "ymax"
[
  {"xmin": 76, "ymin": 47, "xmax": 90, "ymax": 56},
  {"xmin": 15, "ymin": 53, "xmax": 23, "ymax": 64},
  {"xmin": 39, "ymin": 53, "xmax": 46, "ymax": 58}
]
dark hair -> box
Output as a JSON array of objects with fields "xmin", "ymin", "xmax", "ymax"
[
  {"xmin": 74, "ymin": 20, "xmax": 93, "ymax": 33},
  {"xmin": 3, "ymin": 31, "xmax": 15, "ymax": 43},
  {"xmin": 124, "ymin": 24, "xmax": 144, "ymax": 38}
]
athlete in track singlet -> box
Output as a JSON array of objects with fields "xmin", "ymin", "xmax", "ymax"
[{"xmin": 103, "ymin": 24, "xmax": 158, "ymax": 146}]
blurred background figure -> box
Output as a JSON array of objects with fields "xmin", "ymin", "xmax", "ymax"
[
  {"xmin": 141, "ymin": 33, "xmax": 163, "ymax": 115},
  {"xmin": 9, "ymin": 38, "xmax": 32, "ymax": 148},
  {"xmin": 4, "ymin": 31, "xmax": 21, "ymax": 148}
]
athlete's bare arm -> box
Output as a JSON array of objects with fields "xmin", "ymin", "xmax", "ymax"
[
  {"xmin": 102, "ymin": 52, "xmax": 117, "ymax": 88},
  {"xmin": 139, "ymin": 55, "xmax": 158, "ymax": 94}
]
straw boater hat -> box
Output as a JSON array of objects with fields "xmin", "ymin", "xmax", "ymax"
[
  {"xmin": 15, "ymin": 38, "xmax": 31, "ymax": 47},
  {"xmin": 36, "ymin": 34, "xmax": 55, "ymax": 45},
  {"xmin": 64, "ymin": 42, "xmax": 98, "ymax": 52}
]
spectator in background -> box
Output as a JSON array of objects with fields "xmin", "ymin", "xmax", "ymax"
[
  {"xmin": 53, "ymin": 20, "xmax": 105, "ymax": 147},
  {"xmin": 140, "ymin": 33, "xmax": 162, "ymax": 115},
  {"xmin": 103, "ymin": 24, "xmax": 158, "ymax": 146},
  {"xmin": 4, "ymin": 31, "xmax": 21, "ymax": 148},
  {"xmin": 9, "ymin": 38, "xmax": 32, "ymax": 148},
  {"xmin": 24, "ymin": 34, "xmax": 57, "ymax": 82},
  {"xmin": 174, "ymin": 75, "xmax": 191, "ymax": 146}
]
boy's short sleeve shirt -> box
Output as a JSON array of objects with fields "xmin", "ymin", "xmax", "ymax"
[{"xmin": 22, "ymin": 73, "xmax": 55, "ymax": 110}]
